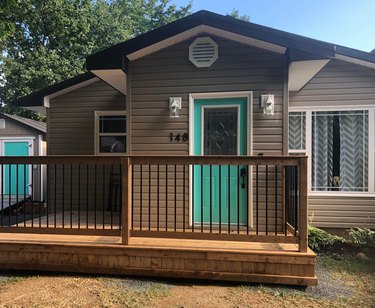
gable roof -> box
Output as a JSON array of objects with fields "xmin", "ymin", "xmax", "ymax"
[
  {"xmin": 86, "ymin": 10, "xmax": 375, "ymax": 70},
  {"xmin": 1, "ymin": 113, "xmax": 46, "ymax": 135},
  {"xmin": 13, "ymin": 10, "xmax": 375, "ymax": 110}
]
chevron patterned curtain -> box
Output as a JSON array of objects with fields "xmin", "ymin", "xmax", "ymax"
[
  {"xmin": 289, "ymin": 112, "xmax": 306, "ymax": 150},
  {"xmin": 312, "ymin": 112, "xmax": 334, "ymax": 191},
  {"xmin": 339, "ymin": 111, "xmax": 368, "ymax": 191}
]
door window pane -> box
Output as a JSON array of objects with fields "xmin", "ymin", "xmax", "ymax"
[
  {"xmin": 203, "ymin": 108, "xmax": 238, "ymax": 155},
  {"xmin": 312, "ymin": 111, "xmax": 368, "ymax": 192}
]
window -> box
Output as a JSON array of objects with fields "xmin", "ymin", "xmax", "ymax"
[
  {"xmin": 95, "ymin": 111, "xmax": 127, "ymax": 154},
  {"xmin": 288, "ymin": 112, "xmax": 306, "ymax": 154},
  {"xmin": 311, "ymin": 111, "xmax": 368, "ymax": 192},
  {"xmin": 289, "ymin": 109, "xmax": 373, "ymax": 194}
]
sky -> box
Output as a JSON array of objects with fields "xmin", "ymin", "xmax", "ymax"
[{"xmin": 172, "ymin": 0, "xmax": 375, "ymax": 52}]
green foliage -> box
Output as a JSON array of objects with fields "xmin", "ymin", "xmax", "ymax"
[
  {"xmin": 309, "ymin": 226, "xmax": 375, "ymax": 256},
  {"xmin": 308, "ymin": 225, "xmax": 345, "ymax": 253},
  {"xmin": 0, "ymin": 0, "xmax": 192, "ymax": 119},
  {"xmin": 348, "ymin": 227, "xmax": 375, "ymax": 248},
  {"xmin": 228, "ymin": 9, "xmax": 250, "ymax": 22},
  {"xmin": 0, "ymin": 0, "xmax": 16, "ymax": 43}
]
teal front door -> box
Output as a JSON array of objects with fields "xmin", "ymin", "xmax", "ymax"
[
  {"xmin": 3, "ymin": 141, "xmax": 30, "ymax": 195},
  {"xmin": 193, "ymin": 98, "xmax": 248, "ymax": 225}
]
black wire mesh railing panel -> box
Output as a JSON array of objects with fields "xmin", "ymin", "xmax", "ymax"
[{"xmin": 0, "ymin": 162, "xmax": 121, "ymax": 231}]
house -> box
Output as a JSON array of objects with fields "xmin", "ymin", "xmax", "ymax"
[
  {"xmin": 1, "ymin": 10, "xmax": 375, "ymax": 286},
  {"xmin": 0, "ymin": 113, "xmax": 46, "ymax": 205}
]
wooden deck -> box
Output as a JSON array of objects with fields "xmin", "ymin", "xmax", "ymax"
[
  {"xmin": 0, "ymin": 233, "xmax": 317, "ymax": 286},
  {"xmin": 0, "ymin": 155, "xmax": 315, "ymax": 286}
]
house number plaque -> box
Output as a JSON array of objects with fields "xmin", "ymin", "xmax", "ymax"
[{"xmin": 169, "ymin": 133, "xmax": 189, "ymax": 142}]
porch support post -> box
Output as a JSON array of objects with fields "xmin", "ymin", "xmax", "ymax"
[
  {"xmin": 121, "ymin": 156, "xmax": 132, "ymax": 245},
  {"xmin": 298, "ymin": 157, "xmax": 308, "ymax": 252}
]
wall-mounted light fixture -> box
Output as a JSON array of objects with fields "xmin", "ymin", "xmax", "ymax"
[
  {"xmin": 169, "ymin": 97, "xmax": 182, "ymax": 118},
  {"xmin": 260, "ymin": 94, "xmax": 275, "ymax": 116}
]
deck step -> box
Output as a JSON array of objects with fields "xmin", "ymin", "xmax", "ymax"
[{"xmin": 0, "ymin": 234, "xmax": 317, "ymax": 287}]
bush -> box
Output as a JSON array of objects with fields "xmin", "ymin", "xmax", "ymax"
[
  {"xmin": 308, "ymin": 225, "xmax": 345, "ymax": 253},
  {"xmin": 347, "ymin": 228, "xmax": 375, "ymax": 248}
]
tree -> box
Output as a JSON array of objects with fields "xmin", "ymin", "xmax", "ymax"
[
  {"xmin": 228, "ymin": 9, "xmax": 250, "ymax": 22},
  {"xmin": 0, "ymin": 0, "xmax": 192, "ymax": 119},
  {"xmin": 0, "ymin": 0, "xmax": 16, "ymax": 44}
]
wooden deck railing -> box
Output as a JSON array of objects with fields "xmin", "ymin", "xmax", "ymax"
[{"xmin": 0, "ymin": 155, "xmax": 308, "ymax": 252}]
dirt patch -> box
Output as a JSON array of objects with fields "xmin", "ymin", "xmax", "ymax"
[
  {"xmin": 0, "ymin": 255, "xmax": 374, "ymax": 308},
  {"xmin": 0, "ymin": 276, "xmax": 101, "ymax": 307},
  {"xmin": 0, "ymin": 275, "xmax": 170, "ymax": 308}
]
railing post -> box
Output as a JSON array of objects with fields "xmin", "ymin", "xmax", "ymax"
[
  {"xmin": 121, "ymin": 157, "xmax": 132, "ymax": 245},
  {"xmin": 298, "ymin": 157, "xmax": 308, "ymax": 252}
]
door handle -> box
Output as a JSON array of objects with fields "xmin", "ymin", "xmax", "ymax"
[{"xmin": 240, "ymin": 167, "xmax": 247, "ymax": 189}]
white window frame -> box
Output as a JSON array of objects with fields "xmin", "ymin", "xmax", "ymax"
[
  {"xmin": 94, "ymin": 111, "xmax": 127, "ymax": 155},
  {"xmin": 289, "ymin": 105, "xmax": 375, "ymax": 197}
]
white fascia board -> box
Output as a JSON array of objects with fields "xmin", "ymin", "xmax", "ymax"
[
  {"xmin": 335, "ymin": 54, "xmax": 375, "ymax": 69},
  {"xmin": 127, "ymin": 25, "xmax": 286, "ymax": 61},
  {"xmin": 288, "ymin": 59, "xmax": 330, "ymax": 91},
  {"xmin": 91, "ymin": 69, "xmax": 127, "ymax": 95}
]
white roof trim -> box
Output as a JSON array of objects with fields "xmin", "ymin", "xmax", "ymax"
[
  {"xmin": 127, "ymin": 25, "xmax": 286, "ymax": 61},
  {"xmin": 288, "ymin": 59, "xmax": 330, "ymax": 91},
  {"xmin": 335, "ymin": 54, "xmax": 375, "ymax": 69},
  {"xmin": 91, "ymin": 69, "xmax": 127, "ymax": 95},
  {"xmin": 43, "ymin": 77, "xmax": 99, "ymax": 107}
]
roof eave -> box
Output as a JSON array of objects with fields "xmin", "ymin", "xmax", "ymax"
[
  {"xmin": 86, "ymin": 10, "xmax": 338, "ymax": 71},
  {"xmin": 13, "ymin": 72, "xmax": 97, "ymax": 110}
]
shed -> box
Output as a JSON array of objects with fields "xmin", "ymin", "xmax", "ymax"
[{"xmin": 0, "ymin": 113, "xmax": 46, "ymax": 203}]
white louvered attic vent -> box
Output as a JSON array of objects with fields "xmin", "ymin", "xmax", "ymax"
[{"xmin": 189, "ymin": 37, "xmax": 218, "ymax": 68}]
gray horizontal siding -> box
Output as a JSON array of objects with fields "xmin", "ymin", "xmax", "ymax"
[
  {"xmin": 309, "ymin": 196, "xmax": 375, "ymax": 229},
  {"xmin": 48, "ymin": 80, "xmax": 125, "ymax": 155},
  {"xmin": 130, "ymin": 36, "xmax": 285, "ymax": 156},
  {"xmin": 130, "ymin": 36, "xmax": 286, "ymax": 231},
  {"xmin": 0, "ymin": 117, "xmax": 40, "ymax": 138},
  {"xmin": 290, "ymin": 60, "xmax": 375, "ymax": 107},
  {"xmin": 290, "ymin": 59, "xmax": 375, "ymax": 228}
]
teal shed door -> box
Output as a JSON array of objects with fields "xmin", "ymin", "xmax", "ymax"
[
  {"xmin": 193, "ymin": 98, "xmax": 248, "ymax": 225},
  {"xmin": 3, "ymin": 141, "xmax": 30, "ymax": 195}
]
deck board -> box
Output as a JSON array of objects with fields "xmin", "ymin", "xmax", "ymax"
[
  {"xmin": 0, "ymin": 233, "xmax": 317, "ymax": 287},
  {"xmin": 0, "ymin": 233, "xmax": 301, "ymax": 253}
]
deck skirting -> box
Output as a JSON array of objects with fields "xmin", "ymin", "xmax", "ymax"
[{"xmin": 0, "ymin": 235, "xmax": 317, "ymax": 286}]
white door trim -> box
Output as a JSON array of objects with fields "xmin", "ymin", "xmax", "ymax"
[{"xmin": 188, "ymin": 91, "xmax": 253, "ymax": 228}]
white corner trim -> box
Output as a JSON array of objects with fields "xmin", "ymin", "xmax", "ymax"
[
  {"xmin": 368, "ymin": 109, "xmax": 375, "ymax": 193},
  {"xmin": 127, "ymin": 25, "xmax": 286, "ymax": 61},
  {"xmin": 43, "ymin": 77, "xmax": 99, "ymax": 107},
  {"xmin": 38, "ymin": 134, "xmax": 44, "ymax": 200},
  {"xmin": 0, "ymin": 136, "xmax": 36, "ymax": 140}
]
